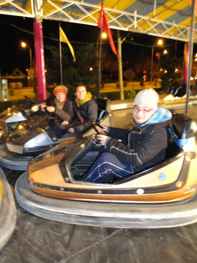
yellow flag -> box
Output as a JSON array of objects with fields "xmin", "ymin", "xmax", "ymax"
[{"xmin": 59, "ymin": 26, "xmax": 76, "ymax": 62}]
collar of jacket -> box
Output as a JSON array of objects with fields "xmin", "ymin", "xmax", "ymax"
[{"xmin": 140, "ymin": 107, "xmax": 172, "ymax": 127}]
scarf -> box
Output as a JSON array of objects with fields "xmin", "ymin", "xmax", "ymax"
[
  {"xmin": 55, "ymin": 98, "xmax": 67, "ymax": 109},
  {"xmin": 75, "ymin": 92, "xmax": 92, "ymax": 107}
]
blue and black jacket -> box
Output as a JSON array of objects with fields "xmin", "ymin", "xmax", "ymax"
[{"xmin": 105, "ymin": 108, "xmax": 172, "ymax": 172}]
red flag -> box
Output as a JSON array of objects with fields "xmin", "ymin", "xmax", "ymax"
[
  {"xmin": 98, "ymin": 4, "xmax": 118, "ymax": 58},
  {"xmin": 184, "ymin": 44, "xmax": 189, "ymax": 84}
]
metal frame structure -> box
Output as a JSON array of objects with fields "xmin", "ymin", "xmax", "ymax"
[
  {"xmin": 1, "ymin": 0, "xmax": 196, "ymax": 105},
  {"xmin": 0, "ymin": 0, "xmax": 197, "ymax": 43}
]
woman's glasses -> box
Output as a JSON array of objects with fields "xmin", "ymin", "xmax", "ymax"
[{"xmin": 133, "ymin": 105, "xmax": 152, "ymax": 114}]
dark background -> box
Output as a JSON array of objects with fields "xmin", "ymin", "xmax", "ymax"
[{"xmin": 0, "ymin": 14, "xmax": 187, "ymax": 75}]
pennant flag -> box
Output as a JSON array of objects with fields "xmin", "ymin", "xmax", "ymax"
[
  {"xmin": 59, "ymin": 26, "xmax": 76, "ymax": 62},
  {"xmin": 184, "ymin": 44, "xmax": 189, "ymax": 84},
  {"xmin": 98, "ymin": 4, "xmax": 118, "ymax": 58}
]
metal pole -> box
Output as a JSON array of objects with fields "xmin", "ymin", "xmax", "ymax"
[
  {"xmin": 28, "ymin": 45, "xmax": 33, "ymax": 69},
  {"xmin": 28, "ymin": 44, "xmax": 33, "ymax": 88},
  {"xmin": 117, "ymin": 30, "xmax": 124, "ymax": 100},
  {"xmin": 150, "ymin": 45, "xmax": 154, "ymax": 82},
  {"xmin": 98, "ymin": 34, "xmax": 102, "ymax": 97},
  {"xmin": 185, "ymin": 0, "xmax": 196, "ymax": 115},
  {"xmin": 59, "ymin": 23, "xmax": 63, "ymax": 85},
  {"xmin": 98, "ymin": 0, "xmax": 104, "ymax": 98},
  {"xmin": 59, "ymin": 37, "xmax": 63, "ymax": 84}
]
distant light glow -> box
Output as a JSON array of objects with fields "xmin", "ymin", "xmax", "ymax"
[
  {"xmin": 102, "ymin": 32, "xmax": 107, "ymax": 39},
  {"xmin": 21, "ymin": 41, "xmax": 27, "ymax": 48},
  {"xmin": 157, "ymin": 39, "xmax": 163, "ymax": 45},
  {"xmin": 163, "ymin": 49, "xmax": 168, "ymax": 54}
]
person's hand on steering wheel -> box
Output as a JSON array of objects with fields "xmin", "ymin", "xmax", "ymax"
[
  {"xmin": 96, "ymin": 134, "xmax": 109, "ymax": 146},
  {"xmin": 45, "ymin": 106, "xmax": 55, "ymax": 113},
  {"xmin": 61, "ymin": 120, "xmax": 69, "ymax": 125},
  {"xmin": 92, "ymin": 123, "xmax": 110, "ymax": 145},
  {"xmin": 40, "ymin": 104, "xmax": 47, "ymax": 112},
  {"xmin": 40, "ymin": 105, "xmax": 56, "ymax": 120},
  {"xmin": 99, "ymin": 124, "xmax": 109, "ymax": 134},
  {"xmin": 68, "ymin": 127, "xmax": 75, "ymax": 133}
]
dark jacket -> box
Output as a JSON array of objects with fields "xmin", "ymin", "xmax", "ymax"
[
  {"xmin": 105, "ymin": 108, "xmax": 172, "ymax": 172},
  {"xmin": 72, "ymin": 98, "xmax": 98, "ymax": 133},
  {"xmin": 49, "ymin": 98, "xmax": 73, "ymax": 122}
]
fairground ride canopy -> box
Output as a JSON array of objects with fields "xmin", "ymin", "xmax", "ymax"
[{"xmin": 0, "ymin": 0, "xmax": 197, "ymax": 43}]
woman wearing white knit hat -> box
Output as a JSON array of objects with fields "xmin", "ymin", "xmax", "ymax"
[
  {"xmin": 82, "ymin": 88, "xmax": 172, "ymax": 183},
  {"xmin": 132, "ymin": 88, "xmax": 159, "ymax": 126}
]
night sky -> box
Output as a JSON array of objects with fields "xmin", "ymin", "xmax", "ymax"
[{"xmin": 0, "ymin": 14, "xmax": 186, "ymax": 75}]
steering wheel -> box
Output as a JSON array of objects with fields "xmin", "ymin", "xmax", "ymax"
[
  {"xmin": 23, "ymin": 96, "xmax": 35, "ymax": 110},
  {"xmin": 92, "ymin": 122, "xmax": 103, "ymax": 134},
  {"xmin": 25, "ymin": 96, "xmax": 34, "ymax": 104},
  {"xmin": 44, "ymin": 108, "xmax": 56, "ymax": 121},
  {"xmin": 92, "ymin": 122, "xmax": 107, "ymax": 144}
]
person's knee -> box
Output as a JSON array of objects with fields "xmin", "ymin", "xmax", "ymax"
[
  {"xmin": 57, "ymin": 123, "xmax": 66, "ymax": 131},
  {"xmin": 61, "ymin": 132, "xmax": 76, "ymax": 138},
  {"xmin": 98, "ymin": 152, "xmax": 114, "ymax": 162},
  {"xmin": 53, "ymin": 124, "xmax": 66, "ymax": 138}
]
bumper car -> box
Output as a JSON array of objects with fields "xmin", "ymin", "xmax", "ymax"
[
  {"xmin": 0, "ymin": 96, "xmax": 35, "ymax": 144},
  {"xmin": 0, "ymin": 98, "xmax": 113, "ymax": 171},
  {"xmin": 15, "ymin": 112, "xmax": 197, "ymax": 229},
  {"xmin": 0, "ymin": 168, "xmax": 16, "ymax": 250}
]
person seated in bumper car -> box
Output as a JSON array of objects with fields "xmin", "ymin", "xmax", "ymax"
[
  {"xmin": 40, "ymin": 85, "xmax": 73, "ymax": 138},
  {"xmin": 61, "ymin": 83, "xmax": 98, "ymax": 138},
  {"xmin": 83, "ymin": 88, "xmax": 172, "ymax": 183}
]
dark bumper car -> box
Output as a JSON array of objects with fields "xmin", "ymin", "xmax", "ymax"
[
  {"xmin": 0, "ymin": 168, "xmax": 16, "ymax": 250},
  {"xmin": 0, "ymin": 96, "xmax": 35, "ymax": 144},
  {"xmin": 0, "ymin": 98, "xmax": 113, "ymax": 171},
  {"xmin": 15, "ymin": 113, "xmax": 197, "ymax": 229}
]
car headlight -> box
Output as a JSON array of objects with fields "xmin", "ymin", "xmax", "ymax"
[
  {"xmin": 6, "ymin": 143, "xmax": 23, "ymax": 154},
  {"xmin": 31, "ymin": 105, "xmax": 40, "ymax": 113}
]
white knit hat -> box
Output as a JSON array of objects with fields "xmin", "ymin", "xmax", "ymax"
[{"xmin": 134, "ymin": 88, "xmax": 159, "ymax": 111}]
